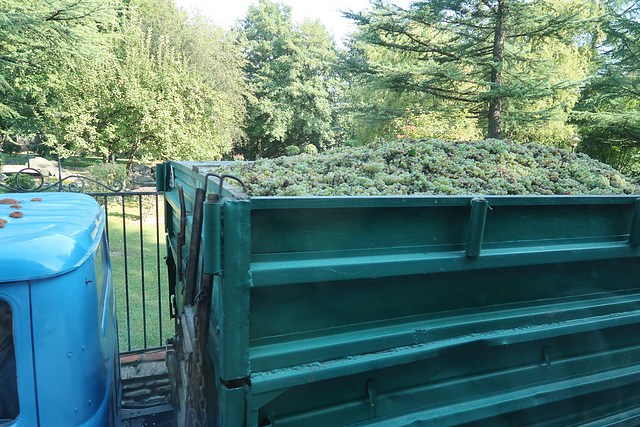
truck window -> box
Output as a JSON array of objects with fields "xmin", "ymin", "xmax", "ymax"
[{"xmin": 0, "ymin": 300, "xmax": 18, "ymax": 423}]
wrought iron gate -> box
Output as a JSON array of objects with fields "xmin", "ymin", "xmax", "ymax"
[
  {"xmin": 96, "ymin": 191, "xmax": 171, "ymax": 352},
  {"xmin": 1, "ymin": 166, "xmax": 171, "ymax": 352}
]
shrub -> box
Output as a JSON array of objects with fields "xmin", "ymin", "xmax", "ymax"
[
  {"xmin": 285, "ymin": 146, "xmax": 301, "ymax": 156},
  {"xmin": 5, "ymin": 173, "xmax": 36, "ymax": 191},
  {"xmin": 303, "ymin": 144, "xmax": 318, "ymax": 154},
  {"xmin": 86, "ymin": 163, "xmax": 128, "ymax": 192}
]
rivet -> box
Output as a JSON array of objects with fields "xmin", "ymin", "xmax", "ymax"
[{"xmin": 68, "ymin": 352, "xmax": 72, "ymax": 358}]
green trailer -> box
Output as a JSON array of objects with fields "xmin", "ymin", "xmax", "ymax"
[{"xmin": 159, "ymin": 160, "xmax": 640, "ymax": 426}]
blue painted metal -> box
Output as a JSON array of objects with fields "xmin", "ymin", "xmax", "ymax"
[
  {"xmin": 0, "ymin": 192, "xmax": 120, "ymax": 427},
  {"xmin": 0, "ymin": 283, "xmax": 38, "ymax": 427},
  {"xmin": 0, "ymin": 193, "xmax": 104, "ymax": 283}
]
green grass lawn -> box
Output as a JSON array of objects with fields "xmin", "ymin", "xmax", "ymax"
[{"xmin": 104, "ymin": 196, "xmax": 173, "ymax": 351}]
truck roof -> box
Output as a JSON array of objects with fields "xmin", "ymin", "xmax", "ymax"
[{"xmin": 0, "ymin": 192, "xmax": 104, "ymax": 283}]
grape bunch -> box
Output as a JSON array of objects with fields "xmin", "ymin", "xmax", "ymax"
[{"xmin": 214, "ymin": 139, "xmax": 640, "ymax": 196}]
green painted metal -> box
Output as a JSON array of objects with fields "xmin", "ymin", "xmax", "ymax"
[
  {"xmin": 163, "ymin": 161, "xmax": 640, "ymax": 426},
  {"xmin": 203, "ymin": 199, "xmax": 222, "ymax": 275},
  {"xmin": 217, "ymin": 198, "xmax": 251, "ymax": 381},
  {"xmin": 629, "ymin": 198, "xmax": 640, "ymax": 246},
  {"xmin": 466, "ymin": 197, "xmax": 488, "ymax": 257}
]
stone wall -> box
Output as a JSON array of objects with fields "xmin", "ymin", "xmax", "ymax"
[{"xmin": 120, "ymin": 349, "xmax": 172, "ymax": 407}]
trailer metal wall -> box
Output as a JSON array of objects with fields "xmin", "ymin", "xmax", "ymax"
[{"xmin": 163, "ymin": 161, "xmax": 640, "ymax": 426}]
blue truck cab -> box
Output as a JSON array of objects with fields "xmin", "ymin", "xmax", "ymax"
[{"xmin": 0, "ymin": 193, "xmax": 120, "ymax": 427}]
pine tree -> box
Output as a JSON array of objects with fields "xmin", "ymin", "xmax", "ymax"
[
  {"xmin": 0, "ymin": 0, "xmax": 117, "ymax": 136},
  {"xmin": 572, "ymin": 1, "xmax": 640, "ymax": 173},
  {"xmin": 346, "ymin": 0, "xmax": 596, "ymax": 139}
]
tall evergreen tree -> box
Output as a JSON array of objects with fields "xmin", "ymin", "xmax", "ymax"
[
  {"xmin": 346, "ymin": 0, "xmax": 596, "ymax": 139},
  {"xmin": 572, "ymin": 1, "xmax": 640, "ymax": 173}
]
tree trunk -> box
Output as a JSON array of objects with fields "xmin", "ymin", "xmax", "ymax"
[
  {"xmin": 126, "ymin": 141, "xmax": 138, "ymax": 172},
  {"xmin": 488, "ymin": 1, "xmax": 506, "ymax": 140}
]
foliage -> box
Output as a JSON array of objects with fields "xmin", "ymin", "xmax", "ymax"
[
  {"xmin": 337, "ymin": 37, "xmax": 436, "ymax": 145},
  {"xmin": 572, "ymin": 1, "xmax": 640, "ymax": 173},
  {"xmin": 87, "ymin": 162, "xmax": 128, "ymax": 191},
  {"xmin": 344, "ymin": 0, "xmax": 598, "ymax": 140},
  {"xmin": 51, "ymin": 4, "xmax": 239, "ymax": 165},
  {"xmin": 0, "ymin": 0, "xmax": 118, "ymax": 137},
  {"xmin": 303, "ymin": 144, "xmax": 318, "ymax": 155},
  {"xmin": 236, "ymin": 0, "xmax": 338, "ymax": 159},
  {"xmin": 131, "ymin": 0, "xmax": 247, "ymax": 143},
  {"xmin": 216, "ymin": 139, "xmax": 639, "ymax": 196},
  {"xmin": 4, "ymin": 173, "xmax": 35, "ymax": 191},
  {"xmin": 285, "ymin": 146, "xmax": 300, "ymax": 156},
  {"xmin": 391, "ymin": 107, "xmax": 482, "ymax": 141},
  {"xmin": 578, "ymin": 138, "xmax": 640, "ymax": 177}
]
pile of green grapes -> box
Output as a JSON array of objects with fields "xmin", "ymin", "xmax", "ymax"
[{"xmin": 215, "ymin": 139, "xmax": 640, "ymax": 196}]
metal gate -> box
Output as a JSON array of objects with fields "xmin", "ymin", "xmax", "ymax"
[
  {"xmin": 93, "ymin": 191, "xmax": 171, "ymax": 352},
  {"xmin": 0, "ymin": 166, "xmax": 172, "ymax": 352}
]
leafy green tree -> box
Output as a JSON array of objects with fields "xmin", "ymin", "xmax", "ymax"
[
  {"xmin": 345, "ymin": 0, "xmax": 597, "ymax": 140},
  {"xmin": 53, "ymin": 4, "xmax": 237, "ymax": 165},
  {"xmin": 391, "ymin": 106, "xmax": 482, "ymax": 141},
  {"xmin": 132, "ymin": 0, "xmax": 247, "ymax": 143},
  {"xmin": 0, "ymin": 0, "xmax": 117, "ymax": 137},
  {"xmin": 236, "ymin": 0, "xmax": 337, "ymax": 158},
  {"xmin": 572, "ymin": 1, "xmax": 640, "ymax": 174}
]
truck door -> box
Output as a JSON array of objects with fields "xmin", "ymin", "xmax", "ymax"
[{"xmin": 0, "ymin": 283, "xmax": 38, "ymax": 427}]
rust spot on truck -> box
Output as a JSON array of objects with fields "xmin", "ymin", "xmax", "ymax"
[
  {"xmin": 31, "ymin": 198, "xmax": 42, "ymax": 202},
  {"xmin": 9, "ymin": 205, "xmax": 21, "ymax": 210},
  {"xmin": 0, "ymin": 198, "xmax": 19, "ymax": 205},
  {"xmin": 9, "ymin": 212, "xmax": 23, "ymax": 219}
]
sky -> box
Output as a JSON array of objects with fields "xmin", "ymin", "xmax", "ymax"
[{"xmin": 173, "ymin": 0, "xmax": 413, "ymax": 44}]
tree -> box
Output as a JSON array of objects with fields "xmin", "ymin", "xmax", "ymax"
[
  {"xmin": 53, "ymin": 3, "xmax": 238, "ymax": 165},
  {"xmin": 572, "ymin": 1, "xmax": 640, "ymax": 174},
  {"xmin": 345, "ymin": 0, "xmax": 597, "ymax": 140},
  {"xmin": 132, "ymin": 0, "xmax": 247, "ymax": 143},
  {"xmin": 0, "ymin": 0, "xmax": 117, "ymax": 138},
  {"xmin": 236, "ymin": 0, "xmax": 338, "ymax": 158}
]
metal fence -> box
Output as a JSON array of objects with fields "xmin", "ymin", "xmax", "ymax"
[
  {"xmin": 91, "ymin": 191, "xmax": 172, "ymax": 353},
  {"xmin": 1, "ymin": 162, "xmax": 173, "ymax": 353}
]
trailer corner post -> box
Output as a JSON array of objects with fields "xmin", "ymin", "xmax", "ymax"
[
  {"xmin": 629, "ymin": 198, "xmax": 640, "ymax": 247},
  {"xmin": 219, "ymin": 198, "xmax": 252, "ymax": 382},
  {"xmin": 466, "ymin": 197, "xmax": 489, "ymax": 258},
  {"xmin": 203, "ymin": 196, "xmax": 222, "ymax": 276}
]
